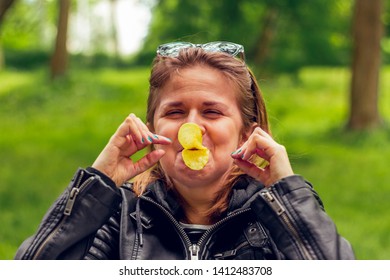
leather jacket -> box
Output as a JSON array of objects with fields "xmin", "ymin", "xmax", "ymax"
[{"xmin": 15, "ymin": 168, "xmax": 355, "ymax": 260}]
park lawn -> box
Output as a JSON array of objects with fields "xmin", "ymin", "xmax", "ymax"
[{"xmin": 0, "ymin": 66, "xmax": 389, "ymax": 259}]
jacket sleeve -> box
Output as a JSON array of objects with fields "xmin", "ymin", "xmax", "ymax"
[
  {"xmin": 250, "ymin": 175, "xmax": 355, "ymax": 260},
  {"xmin": 14, "ymin": 168, "xmax": 122, "ymax": 260},
  {"xmin": 83, "ymin": 210, "xmax": 121, "ymax": 260}
]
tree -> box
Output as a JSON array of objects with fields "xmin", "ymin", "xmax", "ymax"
[
  {"xmin": 0, "ymin": 0, "xmax": 16, "ymax": 26},
  {"xmin": 138, "ymin": 0, "xmax": 351, "ymax": 73},
  {"xmin": 0, "ymin": 0, "xmax": 16, "ymax": 69},
  {"xmin": 50, "ymin": 0, "xmax": 70, "ymax": 79},
  {"xmin": 252, "ymin": 3, "xmax": 278, "ymax": 67},
  {"xmin": 347, "ymin": 0, "xmax": 384, "ymax": 130}
]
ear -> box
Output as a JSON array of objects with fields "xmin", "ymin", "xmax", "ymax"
[{"xmin": 239, "ymin": 122, "xmax": 258, "ymax": 146}]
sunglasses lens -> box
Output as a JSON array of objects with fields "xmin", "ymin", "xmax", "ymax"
[
  {"xmin": 157, "ymin": 41, "xmax": 244, "ymax": 60},
  {"xmin": 202, "ymin": 42, "xmax": 243, "ymax": 57},
  {"xmin": 157, "ymin": 42, "xmax": 194, "ymax": 57}
]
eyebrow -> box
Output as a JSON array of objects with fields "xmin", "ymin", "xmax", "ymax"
[
  {"xmin": 158, "ymin": 101, "xmax": 184, "ymax": 111},
  {"xmin": 203, "ymin": 101, "xmax": 225, "ymax": 107},
  {"xmin": 160, "ymin": 100, "xmax": 229, "ymax": 110},
  {"xmin": 161, "ymin": 101, "xmax": 183, "ymax": 108}
]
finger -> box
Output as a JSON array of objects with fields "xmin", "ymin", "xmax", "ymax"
[
  {"xmin": 131, "ymin": 149, "xmax": 166, "ymax": 177},
  {"xmin": 130, "ymin": 113, "xmax": 152, "ymax": 147},
  {"xmin": 130, "ymin": 115, "xmax": 172, "ymax": 146},
  {"xmin": 233, "ymin": 158, "xmax": 268, "ymax": 183},
  {"xmin": 112, "ymin": 114, "xmax": 143, "ymax": 146},
  {"xmin": 231, "ymin": 127, "xmax": 271, "ymax": 157},
  {"xmin": 231, "ymin": 134, "xmax": 273, "ymax": 162},
  {"xmin": 147, "ymin": 133, "xmax": 173, "ymax": 145},
  {"xmin": 243, "ymin": 134, "xmax": 274, "ymax": 161},
  {"xmin": 253, "ymin": 126, "xmax": 273, "ymax": 140}
]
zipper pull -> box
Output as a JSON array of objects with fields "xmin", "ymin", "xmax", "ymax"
[
  {"xmin": 261, "ymin": 190, "xmax": 285, "ymax": 215},
  {"xmin": 189, "ymin": 244, "xmax": 200, "ymax": 260},
  {"xmin": 64, "ymin": 187, "xmax": 80, "ymax": 216}
]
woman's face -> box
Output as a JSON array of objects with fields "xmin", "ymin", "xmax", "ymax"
[{"xmin": 153, "ymin": 65, "xmax": 249, "ymax": 190}]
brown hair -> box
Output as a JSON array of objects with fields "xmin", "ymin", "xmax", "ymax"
[{"xmin": 132, "ymin": 47, "xmax": 270, "ymax": 222}]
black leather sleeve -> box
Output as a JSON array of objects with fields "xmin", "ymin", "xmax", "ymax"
[
  {"xmin": 251, "ymin": 175, "xmax": 355, "ymax": 260},
  {"xmin": 14, "ymin": 168, "xmax": 122, "ymax": 260},
  {"xmin": 84, "ymin": 210, "xmax": 121, "ymax": 260}
]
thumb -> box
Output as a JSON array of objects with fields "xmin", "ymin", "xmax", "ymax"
[
  {"xmin": 131, "ymin": 149, "xmax": 166, "ymax": 177},
  {"xmin": 234, "ymin": 158, "xmax": 268, "ymax": 182}
]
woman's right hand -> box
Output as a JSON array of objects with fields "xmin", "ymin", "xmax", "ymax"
[{"xmin": 92, "ymin": 113, "xmax": 172, "ymax": 187}]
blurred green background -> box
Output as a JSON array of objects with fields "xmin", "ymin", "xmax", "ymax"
[{"xmin": 0, "ymin": 0, "xmax": 389, "ymax": 259}]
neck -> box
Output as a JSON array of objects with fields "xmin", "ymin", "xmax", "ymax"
[
  {"xmin": 172, "ymin": 183, "xmax": 214, "ymax": 225},
  {"xmin": 184, "ymin": 205, "xmax": 213, "ymax": 225},
  {"xmin": 172, "ymin": 172, "xmax": 231, "ymax": 225}
]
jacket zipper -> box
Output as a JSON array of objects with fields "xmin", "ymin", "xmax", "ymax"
[
  {"xmin": 140, "ymin": 196, "xmax": 194, "ymax": 258},
  {"xmin": 31, "ymin": 171, "xmax": 95, "ymax": 259},
  {"xmin": 140, "ymin": 196, "xmax": 250, "ymax": 260},
  {"xmin": 260, "ymin": 189, "xmax": 315, "ymax": 260},
  {"xmin": 191, "ymin": 208, "xmax": 251, "ymax": 260}
]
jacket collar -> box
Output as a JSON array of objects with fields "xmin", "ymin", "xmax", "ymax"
[
  {"xmin": 227, "ymin": 175, "xmax": 265, "ymax": 213},
  {"xmin": 141, "ymin": 175, "xmax": 265, "ymax": 216}
]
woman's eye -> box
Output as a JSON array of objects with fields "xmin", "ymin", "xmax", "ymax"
[
  {"xmin": 165, "ymin": 110, "xmax": 184, "ymax": 116},
  {"xmin": 204, "ymin": 110, "xmax": 221, "ymax": 115}
]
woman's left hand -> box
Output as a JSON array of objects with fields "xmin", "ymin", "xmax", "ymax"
[{"xmin": 231, "ymin": 127, "xmax": 294, "ymax": 187}]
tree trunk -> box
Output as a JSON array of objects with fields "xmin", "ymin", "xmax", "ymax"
[
  {"xmin": 347, "ymin": 0, "xmax": 383, "ymax": 130},
  {"xmin": 252, "ymin": 6, "xmax": 279, "ymax": 66},
  {"xmin": 0, "ymin": 0, "xmax": 16, "ymax": 70},
  {"xmin": 50, "ymin": 0, "xmax": 70, "ymax": 79},
  {"xmin": 0, "ymin": 0, "xmax": 15, "ymax": 22}
]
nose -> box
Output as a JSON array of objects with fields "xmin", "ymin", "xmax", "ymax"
[{"xmin": 186, "ymin": 111, "xmax": 206, "ymax": 134}]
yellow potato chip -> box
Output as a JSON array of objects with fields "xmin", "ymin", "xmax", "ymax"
[
  {"xmin": 178, "ymin": 123, "xmax": 209, "ymax": 170},
  {"xmin": 248, "ymin": 154, "xmax": 269, "ymax": 169},
  {"xmin": 178, "ymin": 122, "xmax": 204, "ymax": 149},
  {"xmin": 182, "ymin": 149, "xmax": 209, "ymax": 170}
]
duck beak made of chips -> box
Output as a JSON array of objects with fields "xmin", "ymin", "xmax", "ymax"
[{"xmin": 178, "ymin": 123, "xmax": 209, "ymax": 170}]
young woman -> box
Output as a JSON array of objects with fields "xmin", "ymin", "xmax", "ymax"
[{"xmin": 15, "ymin": 42, "xmax": 354, "ymax": 260}]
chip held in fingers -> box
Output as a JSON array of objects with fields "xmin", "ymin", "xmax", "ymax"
[{"xmin": 178, "ymin": 123, "xmax": 209, "ymax": 170}]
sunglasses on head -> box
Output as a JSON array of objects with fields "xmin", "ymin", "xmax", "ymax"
[{"xmin": 156, "ymin": 41, "xmax": 245, "ymax": 61}]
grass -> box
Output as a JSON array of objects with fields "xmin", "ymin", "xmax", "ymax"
[{"xmin": 0, "ymin": 65, "xmax": 389, "ymax": 259}]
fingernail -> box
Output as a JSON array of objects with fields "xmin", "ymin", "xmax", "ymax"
[
  {"xmin": 148, "ymin": 136, "xmax": 153, "ymax": 142},
  {"xmin": 141, "ymin": 137, "xmax": 145, "ymax": 143},
  {"xmin": 153, "ymin": 134, "xmax": 159, "ymax": 139}
]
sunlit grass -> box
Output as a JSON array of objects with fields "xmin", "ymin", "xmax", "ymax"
[
  {"xmin": 0, "ymin": 70, "xmax": 37, "ymax": 97},
  {"xmin": 0, "ymin": 66, "xmax": 389, "ymax": 259}
]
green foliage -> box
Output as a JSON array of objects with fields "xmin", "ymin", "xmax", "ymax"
[
  {"xmin": 135, "ymin": 0, "xmax": 267, "ymax": 64},
  {"xmin": 3, "ymin": 48, "xmax": 50, "ymax": 69},
  {"xmin": 135, "ymin": 0, "xmax": 355, "ymax": 73},
  {"xmin": 1, "ymin": 0, "xmax": 57, "ymax": 51},
  {"xmin": 2, "ymin": 0, "xmax": 389, "ymax": 72},
  {"xmin": 265, "ymin": 0, "xmax": 353, "ymax": 70},
  {"xmin": 3, "ymin": 49, "xmax": 134, "ymax": 70},
  {"xmin": 1, "ymin": 66, "xmax": 389, "ymax": 259}
]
